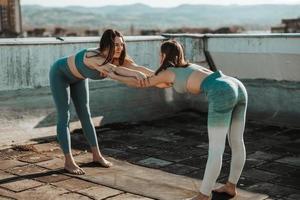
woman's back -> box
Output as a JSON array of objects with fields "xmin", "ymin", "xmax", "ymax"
[{"xmin": 167, "ymin": 63, "xmax": 213, "ymax": 94}]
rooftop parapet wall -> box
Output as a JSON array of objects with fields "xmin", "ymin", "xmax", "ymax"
[
  {"xmin": 0, "ymin": 36, "xmax": 165, "ymax": 91},
  {"xmin": 165, "ymin": 33, "xmax": 300, "ymax": 81},
  {"xmin": 165, "ymin": 33, "xmax": 300, "ymax": 127},
  {"xmin": 0, "ymin": 34, "xmax": 299, "ymax": 148}
]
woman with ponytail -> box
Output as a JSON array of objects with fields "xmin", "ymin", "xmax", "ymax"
[
  {"xmin": 108, "ymin": 40, "xmax": 248, "ymax": 200},
  {"xmin": 49, "ymin": 29, "xmax": 152, "ymax": 175}
]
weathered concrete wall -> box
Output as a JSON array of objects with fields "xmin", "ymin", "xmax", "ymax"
[
  {"xmin": 0, "ymin": 34, "xmax": 299, "ymax": 148},
  {"xmin": 0, "ymin": 36, "xmax": 187, "ymax": 148},
  {"xmin": 166, "ymin": 34, "xmax": 300, "ymax": 127}
]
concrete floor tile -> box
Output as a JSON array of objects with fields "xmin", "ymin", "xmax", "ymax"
[
  {"xmin": 17, "ymin": 153, "xmax": 52, "ymax": 164},
  {"xmin": 275, "ymin": 156, "xmax": 300, "ymax": 167},
  {"xmin": 16, "ymin": 184, "xmax": 68, "ymax": 200},
  {"xmin": 247, "ymin": 151, "xmax": 282, "ymax": 161},
  {"xmin": 0, "ymin": 160, "xmax": 27, "ymax": 171},
  {"xmin": 33, "ymin": 142, "xmax": 60, "ymax": 153},
  {"xmin": 246, "ymin": 182, "xmax": 299, "ymax": 198},
  {"xmin": 106, "ymin": 193, "xmax": 154, "ymax": 200},
  {"xmin": 0, "ymin": 188, "xmax": 18, "ymax": 200},
  {"xmin": 56, "ymin": 192, "xmax": 93, "ymax": 200},
  {"xmin": 161, "ymin": 163, "xmax": 199, "ymax": 175},
  {"xmin": 52, "ymin": 178, "xmax": 97, "ymax": 192},
  {"xmin": 78, "ymin": 185, "xmax": 123, "ymax": 199},
  {"xmin": 137, "ymin": 157, "xmax": 172, "ymax": 168},
  {"xmin": 242, "ymin": 169, "xmax": 279, "ymax": 182},
  {"xmin": 6, "ymin": 164, "xmax": 49, "ymax": 176},
  {"xmin": 36, "ymin": 158, "xmax": 64, "ymax": 170},
  {"xmin": 34, "ymin": 173, "xmax": 71, "ymax": 183},
  {"xmin": 0, "ymin": 179, "xmax": 43, "ymax": 192},
  {"xmin": 0, "ymin": 171, "xmax": 16, "ymax": 182}
]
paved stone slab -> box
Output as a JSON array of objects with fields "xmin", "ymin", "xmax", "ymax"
[
  {"xmin": 255, "ymin": 162, "xmax": 297, "ymax": 176},
  {"xmin": 242, "ymin": 169, "xmax": 279, "ymax": 182},
  {"xmin": 162, "ymin": 163, "xmax": 199, "ymax": 175},
  {"xmin": 17, "ymin": 152, "xmax": 52, "ymax": 164},
  {"xmin": 33, "ymin": 142, "xmax": 60, "ymax": 153},
  {"xmin": 34, "ymin": 173, "xmax": 71, "ymax": 183},
  {"xmin": 41, "ymin": 148, "xmax": 65, "ymax": 159},
  {"xmin": 0, "ymin": 196, "xmax": 15, "ymax": 200},
  {"xmin": 287, "ymin": 194, "xmax": 300, "ymax": 200},
  {"xmin": 16, "ymin": 184, "xmax": 68, "ymax": 200},
  {"xmin": 77, "ymin": 158, "xmax": 268, "ymax": 200},
  {"xmin": 0, "ymin": 188, "xmax": 18, "ymax": 200},
  {"xmin": 56, "ymin": 192, "xmax": 93, "ymax": 200},
  {"xmin": 0, "ymin": 159, "xmax": 27, "ymax": 170},
  {"xmin": 137, "ymin": 157, "xmax": 172, "ymax": 168},
  {"xmin": 246, "ymin": 182, "xmax": 300, "ymax": 198},
  {"xmin": 247, "ymin": 151, "xmax": 282, "ymax": 161},
  {"xmin": 275, "ymin": 156, "xmax": 300, "ymax": 167},
  {"xmin": 0, "ymin": 171, "xmax": 16, "ymax": 181},
  {"xmin": 52, "ymin": 178, "xmax": 98, "ymax": 192},
  {"xmin": 36, "ymin": 158, "xmax": 64, "ymax": 170},
  {"xmin": 106, "ymin": 193, "xmax": 154, "ymax": 200},
  {"xmin": 0, "ymin": 149, "xmax": 32, "ymax": 160},
  {"xmin": 6, "ymin": 164, "xmax": 49, "ymax": 176},
  {"xmin": 78, "ymin": 185, "xmax": 123, "ymax": 199},
  {"xmin": 73, "ymin": 152, "xmax": 93, "ymax": 164},
  {"xmin": 0, "ymin": 178, "xmax": 43, "ymax": 192}
]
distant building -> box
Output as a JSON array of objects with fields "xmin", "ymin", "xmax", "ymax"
[
  {"xmin": 214, "ymin": 26, "xmax": 245, "ymax": 34},
  {"xmin": 271, "ymin": 17, "xmax": 300, "ymax": 33},
  {"xmin": 85, "ymin": 29, "xmax": 99, "ymax": 36},
  {"xmin": 26, "ymin": 28, "xmax": 46, "ymax": 37},
  {"xmin": 0, "ymin": 0, "xmax": 22, "ymax": 37},
  {"xmin": 140, "ymin": 29, "xmax": 161, "ymax": 35}
]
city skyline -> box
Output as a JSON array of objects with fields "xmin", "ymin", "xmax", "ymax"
[{"xmin": 21, "ymin": 0, "xmax": 300, "ymax": 7}]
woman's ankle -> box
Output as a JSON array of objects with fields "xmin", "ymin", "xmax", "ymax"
[{"xmin": 226, "ymin": 181, "xmax": 236, "ymax": 188}]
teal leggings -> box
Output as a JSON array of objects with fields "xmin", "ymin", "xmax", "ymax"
[
  {"xmin": 49, "ymin": 57, "xmax": 99, "ymax": 154},
  {"xmin": 200, "ymin": 71, "xmax": 248, "ymax": 196}
]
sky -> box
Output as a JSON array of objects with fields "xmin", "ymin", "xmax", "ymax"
[{"xmin": 21, "ymin": 0, "xmax": 300, "ymax": 7}]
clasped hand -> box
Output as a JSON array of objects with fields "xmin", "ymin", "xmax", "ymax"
[{"xmin": 134, "ymin": 72, "xmax": 149, "ymax": 87}]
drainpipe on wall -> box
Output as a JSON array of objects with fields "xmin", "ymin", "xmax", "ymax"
[{"xmin": 203, "ymin": 35, "xmax": 217, "ymax": 72}]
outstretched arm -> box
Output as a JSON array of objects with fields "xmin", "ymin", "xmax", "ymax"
[
  {"xmin": 113, "ymin": 67, "xmax": 148, "ymax": 80},
  {"xmin": 108, "ymin": 70, "xmax": 174, "ymax": 89},
  {"xmin": 121, "ymin": 58, "xmax": 155, "ymax": 77},
  {"xmin": 124, "ymin": 62, "xmax": 155, "ymax": 77}
]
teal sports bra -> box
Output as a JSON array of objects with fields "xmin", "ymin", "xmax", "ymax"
[
  {"xmin": 168, "ymin": 64, "xmax": 203, "ymax": 93},
  {"xmin": 75, "ymin": 49, "xmax": 106, "ymax": 80}
]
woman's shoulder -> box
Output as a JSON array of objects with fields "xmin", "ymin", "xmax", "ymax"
[
  {"xmin": 121, "ymin": 56, "xmax": 135, "ymax": 67},
  {"xmin": 83, "ymin": 48, "xmax": 106, "ymax": 68},
  {"xmin": 85, "ymin": 48, "xmax": 101, "ymax": 57},
  {"xmin": 188, "ymin": 63, "xmax": 206, "ymax": 70}
]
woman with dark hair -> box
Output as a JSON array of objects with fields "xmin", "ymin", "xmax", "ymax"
[
  {"xmin": 49, "ymin": 29, "xmax": 153, "ymax": 175},
  {"xmin": 108, "ymin": 40, "xmax": 248, "ymax": 200}
]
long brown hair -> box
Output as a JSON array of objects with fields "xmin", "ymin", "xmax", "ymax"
[
  {"xmin": 86, "ymin": 29, "xmax": 127, "ymax": 66},
  {"xmin": 155, "ymin": 40, "xmax": 188, "ymax": 75}
]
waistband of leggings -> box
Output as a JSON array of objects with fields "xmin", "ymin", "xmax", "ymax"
[{"xmin": 200, "ymin": 70, "xmax": 223, "ymax": 92}]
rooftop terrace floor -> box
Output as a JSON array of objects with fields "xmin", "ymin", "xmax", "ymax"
[{"xmin": 0, "ymin": 111, "xmax": 299, "ymax": 200}]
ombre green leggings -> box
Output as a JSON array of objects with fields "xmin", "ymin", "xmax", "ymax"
[
  {"xmin": 49, "ymin": 57, "xmax": 99, "ymax": 154},
  {"xmin": 200, "ymin": 71, "xmax": 248, "ymax": 196}
]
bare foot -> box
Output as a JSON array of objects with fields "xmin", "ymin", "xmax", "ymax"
[
  {"xmin": 93, "ymin": 156, "xmax": 113, "ymax": 168},
  {"xmin": 64, "ymin": 163, "xmax": 85, "ymax": 175},
  {"xmin": 213, "ymin": 182, "xmax": 237, "ymax": 197}
]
